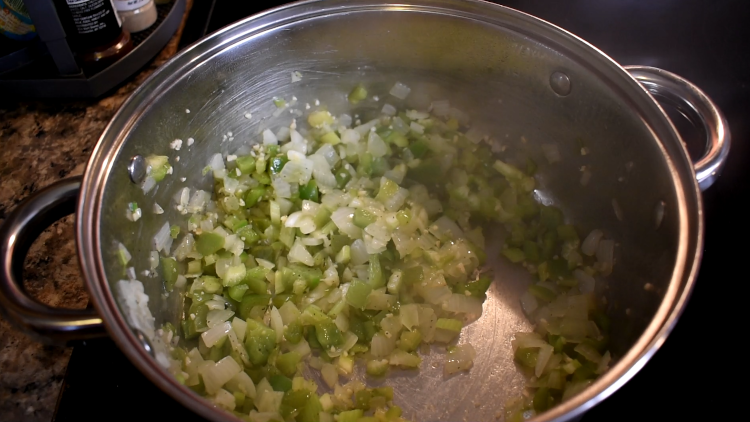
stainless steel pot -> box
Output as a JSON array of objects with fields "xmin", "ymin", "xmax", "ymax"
[{"xmin": 0, "ymin": 1, "xmax": 730, "ymax": 421}]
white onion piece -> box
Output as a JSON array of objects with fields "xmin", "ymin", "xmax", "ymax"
[
  {"xmin": 389, "ymin": 82, "xmax": 411, "ymax": 99},
  {"xmin": 520, "ymin": 291, "xmax": 539, "ymax": 315},
  {"xmin": 207, "ymin": 309, "xmax": 235, "ymax": 329},
  {"xmin": 581, "ymin": 229, "xmax": 604, "ymax": 256},
  {"xmin": 152, "ymin": 223, "xmax": 171, "ymax": 252},
  {"xmin": 262, "ymin": 129, "xmax": 278, "ymax": 145},
  {"xmin": 201, "ymin": 321, "xmax": 232, "ymax": 348},
  {"xmin": 370, "ymin": 332, "xmax": 395, "ymax": 357},
  {"xmin": 381, "ymin": 103, "xmax": 397, "ymax": 116},
  {"xmin": 367, "ymin": 132, "xmax": 388, "ymax": 157},
  {"xmin": 209, "ymin": 153, "xmax": 224, "ymax": 171},
  {"xmin": 315, "ymin": 143, "xmax": 340, "ymax": 167},
  {"xmin": 309, "ymin": 154, "xmax": 337, "ymax": 187},
  {"xmin": 535, "ymin": 344, "xmax": 554, "ymax": 377},
  {"xmin": 574, "ymin": 269, "xmax": 596, "ymax": 294},
  {"xmin": 444, "ymin": 343, "xmax": 476, "ymax": 375},
  {"xmin": 270, "ymin": 307, "xmax": 284, "ymax": 343},
  {"xmin": 349, "ymin": 239, "xmax": 369, "ymax": 265},
  {"xmin": 199, "ymin": 356, "xmax": 241, "ymax": 395},
  {"xmin": 321, "ymin": 363, "xmax": 338, "ymax": 388},
  {"xmin": 331, "ymin": 207, "xmax": 361, "ymax": 239},
  {"xmin": 340, "ymin": 129, "xmax": 360, "ymax": 144},
  {"xmin": 288, "ymin": 239, "xmax": 314, "ymax": 266}
]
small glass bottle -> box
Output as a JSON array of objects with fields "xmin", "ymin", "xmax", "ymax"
[
  {"xmin": 55, "ymin": 0, "xmax": 133, "ymax": 71},
  {"xmin": 114, "ymin": 0, "xmax": 157, "ymax": 33}
]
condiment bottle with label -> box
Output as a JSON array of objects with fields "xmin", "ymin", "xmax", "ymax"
[
  {"xmin": 55, "ymin": 0, "xmax": 133, "ymax": 71},
  {"xmin": 114, "ymin": 0, "xmax": 156, "ymax": 33}
]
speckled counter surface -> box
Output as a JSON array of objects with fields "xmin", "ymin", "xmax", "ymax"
[{"xmin": 0, "ymin": 3, "xmax": 193, "ymax": 420}]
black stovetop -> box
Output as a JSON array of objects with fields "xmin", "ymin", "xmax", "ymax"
[{"xmin": 54, "ymin": 1, "xmax": 749, "ymax": 421}]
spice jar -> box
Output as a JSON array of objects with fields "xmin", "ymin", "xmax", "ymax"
[
  {"xmin": 114, "ymin": 0, "xmax": 157, "ymax": 33},
  {"xmin": 55, "ymin": 0, "xmax": 133, "ymax": 71}
]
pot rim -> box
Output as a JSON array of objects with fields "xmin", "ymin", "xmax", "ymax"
[{"xmin": 76, "ymin": 1, "xmax": 703, "ymax": 421}]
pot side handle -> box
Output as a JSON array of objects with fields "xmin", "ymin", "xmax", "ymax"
[
  {"xmin": 0, "ymin": 176, "xmax": 106, "ymax": 345},
  {"xmin": 625, "ymin": 65, "xmax": 730, "ymax": 191}
]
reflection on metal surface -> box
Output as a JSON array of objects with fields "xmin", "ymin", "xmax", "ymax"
[
  {"xmin": 654, "ymin": 200, "xmax": 666, "ymax": 230},
  {"xmin": 550, "ymin": 71, "xmax": 572, "ymax": 96},
  {"xmin": 128, "ymin": 155, "xmax": 147, "ymax": 184},
  {"xmin": 134, "ymin": 329, "xmax": 155, "ymax": 357}
]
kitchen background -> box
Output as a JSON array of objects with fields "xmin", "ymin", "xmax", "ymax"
[{"xmin": 1, "ymin": 1, "xmax": 746, "ymax": 421}]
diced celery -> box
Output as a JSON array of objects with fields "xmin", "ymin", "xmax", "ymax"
[
  {"xmin": 245, "ymin": 186, "xmax": 266, "ymax": 207},
  {"xmin": 170, "ymin": 225, "xmax": 181, "ymax": 239},
  {"xmin": 308, "ymin": 110, "xmax": 334, "ymax": 127},
  {"xmin": 398, "ymin": 330, "xmax": 422, "ymax": 352},
  {"xmin": 353, "ymin": 208, "xmax": 377, "ymax": 229}
]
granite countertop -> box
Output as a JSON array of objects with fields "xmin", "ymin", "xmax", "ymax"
[{"xmin": 0, "ymin": 2, "xmax": 193, "ymax": 420}]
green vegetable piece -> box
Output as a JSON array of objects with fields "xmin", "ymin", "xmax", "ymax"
[
  {"xmin": 526, "ymin": 157, "xmax": 538, "ymax": 176},
  {"xmin": 170, "ymin": 225, "xmax": 181, "ymax": 239},
  {"xmin": 270, "ymin": 374, "xmax": 293, "ymax": 392},
  {"xmin": 436, "ymin": 318, "xmax": 462, "ymax": 332},
  {"xmin": 223, "ymin": 216, "xmax": 248, "ymax": 232},
  {"xmin": 245, "ymin": 186, "xmax": 266, "ymax": 207},
  {"xmin": 228, "ymin": 284, "xmax": 249, "ymax": 302},
  {"xmin": 299, "ymin": 180, "xmax": 319, "ymax": 202},
  {"xmin": 243, "ymin": 266, "xmax": 270, "ymax": 294},
  {"xmin": 539, "ymin": 205, "xmax": 564, "ymax": 230},
  {"xmin": 244, "ymin": 318, "xmax": 276, "ymax": 365},
  {"xmin": 514, "ymin": 347, "xmax": 539, "ymax": 368},
  {"xmin": 465, "ymin": 276, "xmax": 493, "ymax": 299},
  {"xmin": 358, "ymin": 152, "xmax": 374, "ymax": 176},
  {"xmin": 195, "ymin": 232, "xmax": 225, "ymax": 256},
  {"xmin": 161, "ymin": 257, "xmax": 179, "ymax": 292},
  {"xmin": 502, "ymin": 247, "xmax": 526, "ymax": 263},
  {"xmin": 557, "ymin": 224, "xmax": 579, "ymax": 241},
  {"xmin": 236, "ymin": 225, "xmax": 261, "ymax": 247},
  {"xmin": 348, "ymin": 84, "xmax": 368, "ymax": 104},
  {"xmin": 398, "ymin": 330, "xmax": 422, "ymax": 352},
  {"xmin": 236, "ymin": 155, "xmax": 256, "ymax": 174},
  {"xmin": 191, "ymin": 304, "xmax": 209, "ymax": 333},
  {"xmin": 408, "ymin": 139, "xmax": 429, "ymax": 158},
  {"xmin": 270, "ymin": 156, "xmax": 289, "ymax": 175},
  {"xmin": 315, "ymin": 319, "xmax": 343, "ymax": 348},
  {"xmin": 337, "ymin": 409, "xmax": 363, "ymax": 422},
  {"xmin": 385, "ymin": 131, "xmax": 409, "ymax": 147},
  {"xmin": 273, "ymin": 97, "xmax": 286, "ymax": 108},
  {"xmin": 366, "ymin": 359, "xmax": 389, "ymax": 377},
  {"xmin": 239, "ymin": 294, "xmax": 271, "ymax": 319},
  {"xmin": 200, "ymin": 276, "xmax": 223, "ymax": 293},
  {"xmin": 306, "ymin": 327, "xmax": 322, "ymax": 350},
  {"xmin": 284, "ymin": 320, "xmax": 303, "ymax": 344},
  {"xmin": 296, "ymin": 393, "xmax": 322, "ymax": 422},
  {"xmin": 346, "ymin": 279, "xmax": 372, "ymax": 309},
  {"xmin": 386, "ymin": 406, "xmax": 403, "ymax": 419},
  {"xmin": 528, "ymin": 284, "xmax": 556, "ymax": 302},
  {"xmin": 533, "ymin": 387, "xmax": 554, "ymax": 413},
  {"xmin": 355, "ymin": 390, "xmax": 372, "ymax": 410},
  {"xmin": 353, "ymin": 208, "xmax": 378, "ymax": 228},
  {"xmin": 402, "ymin": 266, "xmax": 423, "ymax": 285},
  {"xmin": 372, "ymin": 387, "xmax": 393, "ymax": 401},
  {"xmin": 523, "ymin": 240, "xmax": 540, "ymax": 263},
  {"xmin": 368, "ymin": 254, "xmax": 384, "ymax": 288},
  {"xmin": 330, "ymin": 235, "xmax": 351, "ymax": 255},
  {"xmin": 281, "ymin": 389, "xmax": 311, "ymax": 419},
  {"xmin": 320, "ymin": 131, "xmax": 341, "ymax": 145},
  {"xmin": 308, "ymin": 110, "xmax": 334, "ymax": 127},
  {"xmin": 335, "ymin": 168, "xmax": 352, "ymax": 188}
]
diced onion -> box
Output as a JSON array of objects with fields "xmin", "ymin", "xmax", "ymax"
[{"xmin": 389, "ymin": 82, "xmax": 411, "ymax": 99}]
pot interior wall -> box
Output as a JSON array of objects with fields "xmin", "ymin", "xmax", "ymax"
[{"xmin": 97, "ymin": 5, "xmax": 681, "ymax": 420}]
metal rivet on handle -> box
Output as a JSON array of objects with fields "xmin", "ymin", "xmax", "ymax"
[
  {"xmin": 134, "ymin": 329, "xmax": 155, "ymax": 357},
  {"xmin": 654, "ymin": 200, "xmax": 666, "ymax": 230},
  {"xmin": 128, "ymin": 155, "xmax": 147, "ymax": 184},
  {"xmin": 550, "ymin": 71, "xmax": 572, "ymax": 96}
]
